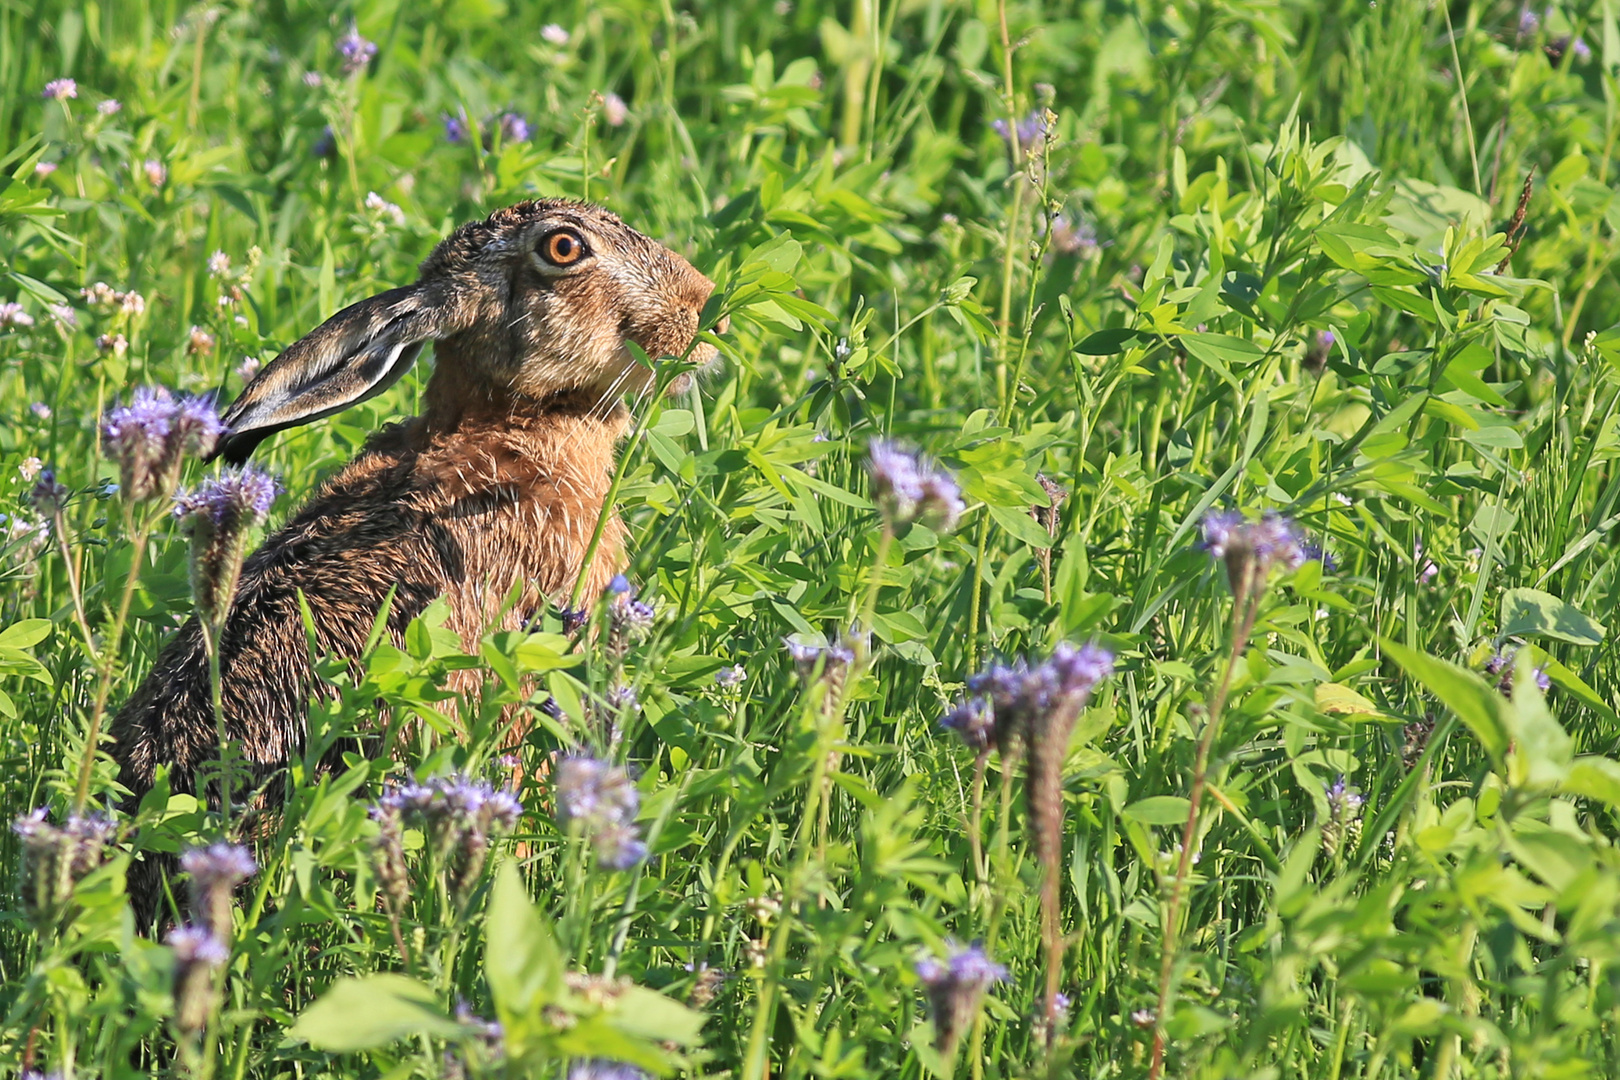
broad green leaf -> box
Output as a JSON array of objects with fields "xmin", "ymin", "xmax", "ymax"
[
  {"xmin": 0, "ymin": 619, "xmax": 51, "ymax": 649},
  {"xmin": 1074, "ymin": 327, "xmax": 1145, "ymax": 355},
  {"xmin": 1500, "ymin": 588, "xmax": 1606, "ymax": 646},
  {"xmin": 607, "ymin": 986, "xmax": 707, "ymax": 1046},
  {"xmin": 1562, "ymin": 755, "xmax": 1620, "ymax": 806},
  {"xmin": 485, "ymin": 862, "xmax": 563, "ymax": 1025},
  {"xmin": 1123, "ymin": 795, "xmax": 1191, "ymax": 825},
  {"xmin": 289, "ymin": 974, "xmax": 460, "ymax": 1051},
  {"xmin": 1507, "ymin": 661, "xmax": 1573, "ymax": 788},
  {"xmin": 1314, "ymin": 682, "xmax": 1381, "ymax": 716},
  {"xmin": 1381, "ymin": 640, "xmax": 1509, "ymax": 764}
]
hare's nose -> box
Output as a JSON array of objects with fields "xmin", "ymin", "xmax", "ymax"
[{"xmin": 714, "ymin": 314, "xmax": 731, "ymax": 336}]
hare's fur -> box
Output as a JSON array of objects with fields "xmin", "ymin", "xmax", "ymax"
[{"xmin": 112, "ymin": 200, "xmax": 716, "ymax": 807}]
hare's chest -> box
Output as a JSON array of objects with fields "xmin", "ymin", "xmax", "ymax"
[{"xmin": 426, "ymin": 464, "xmax": 624, "ymax": 645}]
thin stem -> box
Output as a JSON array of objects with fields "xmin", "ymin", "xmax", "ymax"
[
  {"xmin": 1148, "ymin": 562, "xmax": 1262, "ymax": 1079},
  {"xmin": 73, "ymin": 506, "xmax": 152, "ymax": 811}
]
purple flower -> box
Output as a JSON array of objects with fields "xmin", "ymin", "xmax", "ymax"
[
  {"xmin": 0, "ymin": 302, "xmax": 34, "ymax": 329},
  {"xmin": 181, "ymin": 842, "xmax": 257, "ymax": 891},
  {"xmin": 166, "ymin": 923, "xmax": 229, "ymax": 967},
  {"xmin": 96, "ymin": 98, "xmax": 121, "ymax": 116},
  {"xmin": 1049, "ymin": 214, "xmax": 1099, "ymax": 257},
  {"xmin": 964, "ymin": 641, "xmax": 1115, "ymax": 750},
  {"xmin": 916, "ymin": 941, "xmax": 1007, "ymax": 1054},
  {"xmin": 1321, "ymin": 776, "xmax": 1366, "ymax": 858},
  {"xmin": 312, "ymin": 125, "xmax": 337, "ymax": 158},
  {"xmin": 991, "ymin": 110, "xmax": 1047, "ymax": 152},
  {"xmin": 567, "ymin": 1062, "xmax": 648, "ymax": 1080},
  {"xmin": 602, "ymin": 92, "xmax": 628, "ymax": 127},
  {"xmin": 181, "ymin": 842, "xmax": 257, "ymax": 938},
  {"xmin": 336, "ymin": 25, "xmax": 377, "ymax": 76},
  {"xmin": 28, "ymin": 467, "xmax": 68, "ymax": 514},
  {"xmin": 715, "ymin": 664, "xmax": 747, "ymax": 689},
  {"xmin": 1518, "ymin": 7, "xmax": 1540, "ymax": 36},
  {"xmin": 370, "ymin": 775, "xmax": 524, "ymax": 905},
  {"xmin": 1199, "ymin": 509, "xmax": 1316, "ymax": 591},
  {"xmin": 42, "ymin": 78, "xmax": 77, "ymax": 101},
  {"xmin": 940, "ymin": 696, "xmax": 995, "ymax": 754},
  {"xmin": 1484, "ymin": 649, "xmax": 1552, "ymax": 698},
  {"xmin": 13, "ymin": 810, "xmax": 118, "ymax": 920},
  {"xmin": 443, "ymin": 112, "xmax": 470, "ymax": 145},
  {"xmin": 866, "ymin": 439, "xmax": 964, "ymax": 530},
  {"xmin": 167, "ymin": 923, "xmax": 228, "ymax": 1035},
  {"xmin": 493, "ymin": 111, "xmax": 530, "ymax": 144},
  {"xmin": 605, "ymin": 576, "xmax": 656, "ymax": 648},
  {"xmin": 541, "ymin": 23, "xmax": 570, "ymax": 45},
  {"xmin": 102, "ymin": 387, "xmax": 225, "ymax": 502},
  {"xmin": 553, "ymin": 757, "xmax": 646, "ymax": 870},
  {"xmin": 173, "ymin": 467, "xmax": 279, "ymax": 527},
  {"xmin": 785, "ymin": 636, "xmax": 857, "ymax": 685}
]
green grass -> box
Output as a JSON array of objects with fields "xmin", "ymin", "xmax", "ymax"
[{"xmin": 2, "ymin": 0, "xmax": 1620, "ymax": 1077}]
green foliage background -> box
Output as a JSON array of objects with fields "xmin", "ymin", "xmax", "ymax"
[{"xmin": 1, "ymin": 0, "xmax": 1620, "ymax": 1076}]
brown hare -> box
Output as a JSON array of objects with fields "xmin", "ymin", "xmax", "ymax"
[{"xmin": 111, "ymin": 199, "xmax": 719, "ymax": 849}]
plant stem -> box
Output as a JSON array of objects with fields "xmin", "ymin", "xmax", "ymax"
[
  {"xmin": 1148, "ymin": 562, "xmax": 1262, "ymax": 1079},
  {"xmin": 73, "ymin": 505, "xmax": 153, "ymax": 812}
]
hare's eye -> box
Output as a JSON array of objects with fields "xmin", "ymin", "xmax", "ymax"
[{"xmin": 539, "ymin": 229, "xmax": 587, "ymax": 267}]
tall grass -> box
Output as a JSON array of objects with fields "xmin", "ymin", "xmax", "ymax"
[{"xmin": 0, "ymin": 1, "xmax": 1617, "ymax": 1077}]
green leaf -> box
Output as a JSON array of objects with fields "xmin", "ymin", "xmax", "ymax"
[
  {"xmin": 0, "ymin": 619, "xmax": 51, "ymax": 649},
  {"xmin": 1500, "ymin": 588, "xmax": 1606, "ymax": 646},
  {"xmin": 607, "ymin": 986, "xmax": 707, "ymax": 1047},
  {"xmin": 1381, "ymin": 639, "xmax": 1509, "ymax": 765},
  {"xmin": 1123, "ymin": 795, "xmax": 1191, "ymax": 825},
  {"xmin": 986, "ymin": 503, "xmax": 1053, "ymax": 548},
  {"xmin": 1074, "ymin": 327, "xmax": 1145, "ymax": 355},
  {"xmin": 1562, "ymin": 755, "xmax": 1620, "ymax": 806},
  {"xmin": 485, "ymin": 862, "xmax": 563, "ymax": 1025},
  {"xmin": 289, "ymin": 974, "xmax": 461, "ymax": 1051}
]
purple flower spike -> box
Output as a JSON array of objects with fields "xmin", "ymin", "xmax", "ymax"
[
  {"xmin": 173, "ymin": 466, "xmax": 279, "ymax": 527},
  {"xmin": 917, "ymin": 940, "xmax": 1007, "ymax": 1054},
  {"xmin": 495, "ymin": 111, "xmax": 531, "ymax": 144},
  {"xmin": 336, "ymin": 25, "xmax": 377, "ymax": 76},
  {"xmin": 553, "ymin": 756, "xmax": 646, "ymax": 871},
  {"xmin": 102, "ymin": 388, "xmax": 224, "ymax": 501},
  {"xmin": 940, "ymin": 697, "xmax": 995, "ymax": 754},
  {"xmin": 866, "ymin": 439, "xmax": 963, "ymax": 531}
]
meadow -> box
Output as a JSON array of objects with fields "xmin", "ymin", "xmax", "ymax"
[{"xmin": 0, "ymin": 0, "xmax": 1619, "ymax": 1076}]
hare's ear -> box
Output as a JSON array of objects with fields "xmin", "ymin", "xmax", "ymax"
[{"xmin": 213, "ymin": 284, "xmax": 448, "ymax": 464}]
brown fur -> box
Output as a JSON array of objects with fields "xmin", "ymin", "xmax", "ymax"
[{"xmin": 111, "ymin": 199, "xmax": 715, "ymax": 819}]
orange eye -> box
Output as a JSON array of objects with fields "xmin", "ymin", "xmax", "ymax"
[{"xmin": 541, "ymin": 229, "xmax": 586, "ymax": 266}]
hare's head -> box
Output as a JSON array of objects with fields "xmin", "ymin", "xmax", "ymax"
[{"xmin": 215, "ymin": 200, "xmax": 720, "ymax": 463}]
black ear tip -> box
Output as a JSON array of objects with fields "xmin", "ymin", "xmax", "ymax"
[{"xmin": 213, "ymin": 430, "xmax": 266, "ymax": 466}]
